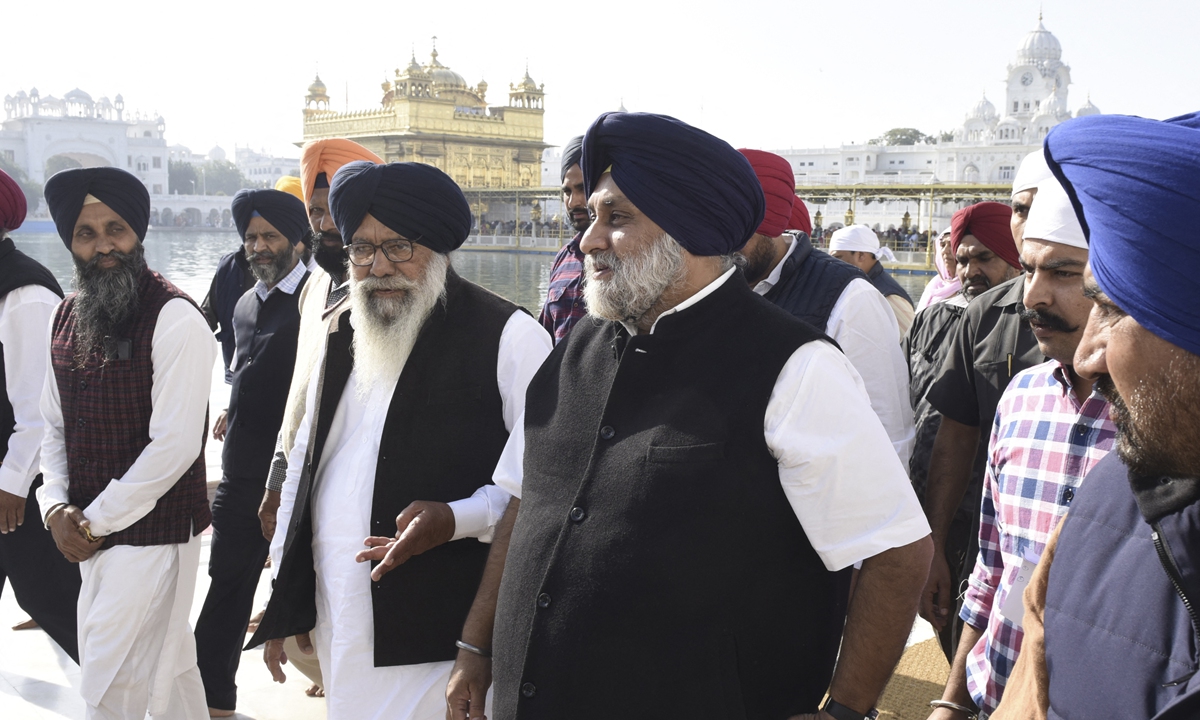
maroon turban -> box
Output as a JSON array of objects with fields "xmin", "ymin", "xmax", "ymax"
[
  {"xmin": 739, "ymin": 149, "xmax": 802, "ymax": 237},
  {"xmin": 789, "ymin": 198, "xmax": 812, "ymax": 235},
  {"xmin": 950, "ymin": 201, "xmax": 1019, "ymax": 269},
  {"xmin": 0, "ymin": 169, "xmax": 26, "ymax": 232}
]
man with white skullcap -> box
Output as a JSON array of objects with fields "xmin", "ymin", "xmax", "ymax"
[
  {"xmin": 829, "ymin": 225, "xmax": 915, "ymax": 338},
  {"xmin": 927, "ymin": 176, "xmax": 1116, "ymax": 720}
]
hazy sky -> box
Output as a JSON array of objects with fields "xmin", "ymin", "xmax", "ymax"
[{"xmin": 6, "ymin": 0, "xmax": 1198, "ymax": 160}]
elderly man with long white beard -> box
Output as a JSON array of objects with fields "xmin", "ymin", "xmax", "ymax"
[{"xmin": 247, "ymin": 161, "xmax": 551, "ymax": 720}]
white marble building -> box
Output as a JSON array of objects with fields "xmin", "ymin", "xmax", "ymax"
[{"xmin": 235, "ymin": 145, "xmax": 300, "ymax": 187}]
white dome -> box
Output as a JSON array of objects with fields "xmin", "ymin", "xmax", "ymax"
[
  {"xmin": 970, "ymin": 95, "xmax": 997, "ymax": 120},
  {"xmin": 1041, "ymin": 88, "xmax": 1067, "ymax": 117},
  {"xmin": 1076, "ymin": 96, "xmax": 1101, "ymax": 117},
  {"xmin": 1018, "ymin": 19, "xmax": 1062, "ymax": 63}
]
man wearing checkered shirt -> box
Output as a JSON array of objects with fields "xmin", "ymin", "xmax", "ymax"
[{"xmin": 927, "ymin": 178, "xmax": 1116, "ymax": 720}]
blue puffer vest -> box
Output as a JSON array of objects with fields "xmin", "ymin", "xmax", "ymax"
[
  {"xmin": 1043, "ymin": 452, "xmax": 1200, "ymax": 719},
  {"xmin": 762, "ymin": 234, "xmax": 867, "ymax": 332}
]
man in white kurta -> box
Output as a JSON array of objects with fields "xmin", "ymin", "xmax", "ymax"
[
  {"xmin": 36, "ymin": 167, "xmax": 216, "ymax": 720},
  {"xmin": 254, "ymin": 160, "xmax": 551, "ymax": 720}
]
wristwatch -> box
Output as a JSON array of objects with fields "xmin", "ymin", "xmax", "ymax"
[{"xmin": 822, "ymin": 697, "xmax": 879, "ymax": 720}]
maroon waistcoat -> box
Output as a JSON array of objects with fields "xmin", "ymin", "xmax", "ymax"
[{"xmin": 51, "ymin": 268, "xmax": 211, "ymax": 548}]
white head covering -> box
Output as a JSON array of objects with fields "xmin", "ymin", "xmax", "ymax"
[
  {"xmin": 1022, "ymin": 176, "xmax": 1087, "ymax": 250},
  {"xmin": 828, "ymin": 224, "xmax": 897, "ymax": 261},
  {"xmin": 1012, "ymin": 149, "xmax": 1054, "ymax": 198}
]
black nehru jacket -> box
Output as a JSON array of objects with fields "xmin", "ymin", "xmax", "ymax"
[
  {"xmin": 221, "ymin": 270, "xmax": 310, "ymax": 483},
  {"xmin": 763, "ymin": 233, "xmax": 867, "ymax": 332},
  {"xmin": 492, "ymin": 275, "xmax": 848, "ymax": 720},
  {"xmin": 249, "ymin": 269, "xmax": 521, "ymax": 666},
  {"xmin": 0, "ymin": 238, "xmax": 63, "ymax": 455}
]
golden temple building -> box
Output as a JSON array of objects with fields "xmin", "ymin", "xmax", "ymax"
[{"xmin": 302, "ymin": 44, "xmax": 548, "ymax": 188}]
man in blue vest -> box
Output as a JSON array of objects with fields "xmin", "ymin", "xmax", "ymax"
[
  {"xmin": 992, "ymin": 112, "xmax": 1200, "ymax": 720},
  {"xmin": 828, "ymin": 224, "xmax": 915, "ymax": 339},
  {"xmin": 195, "ymin": 187, "xmax": 311, "ymax": 716}
]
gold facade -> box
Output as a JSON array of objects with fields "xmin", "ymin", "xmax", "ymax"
[{"xmin": 301, "ymin": 47, "xmax": 547, "ymax": 188}]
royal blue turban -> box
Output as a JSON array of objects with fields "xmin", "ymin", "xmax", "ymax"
[
  {"xmin": 581, "ymin": 112, "xmax": 765, "ymax": 256},
  {"xmin": 328, "ymin": 161, "xmax": 472, "ymax": 254},
  {"xmin": 43, "ymin": 167, "xmax": 149, "ymax": 249},
  {"xmin": 231, "ymin": 188, "xmax": 309, "ymax": 245},
  {"xmin": 1046, "ymin": 111, "xmax": 1200, "ymax": 356},
  {"xmin": 560, "ymin": 135, "xmax": 584, "ymax": 182}
]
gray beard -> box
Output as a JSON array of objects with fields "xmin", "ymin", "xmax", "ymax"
[
  {"xmin": 348, "ymin": 253, "xmax": 449, "ymax": 401},
  {"xmin": 247, "ymin": 247, "xmax": 295, "ymax": 286},
  {"xmin": 583, "ymin": 233, "xmax": 686, "ymax": 326},
  {"xmin": 71, "ymin": 244, "xmax": 147, "ymax": 366}
]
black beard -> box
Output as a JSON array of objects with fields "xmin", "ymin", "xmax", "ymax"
[
  {"xmin": 1095, "ymin": 373, "xmax": 1199, "ymax": 479},
  {"xmin": 314, "ymin": 236, "xmax": 347, "ymax": 277},
  {"xmin": 71, "ymin": 244, "xmax": 147, "ymax": 366}
]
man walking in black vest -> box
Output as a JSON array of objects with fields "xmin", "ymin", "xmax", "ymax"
[
  {"xmin": 195, "ymin": 187, "xmax": 311, "ymax": 716},
  {"xmin": 37, "ymin": 167, "xmax": 215, "ymax": 719},
  {"xmin": 456, "ymin": 112, "xmax": 933, "ymax": 720},
  {"xmin": 0, "ymin": 169, "xmax": 80, "ymax": 661},
  {"xmin": 248, "ymin": 161, "xmax": 550, "ymax": 720}
]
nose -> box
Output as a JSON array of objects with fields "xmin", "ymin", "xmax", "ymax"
[
  {"xmin": 1073, "ymin": 307, "xmax": 1108, "ymax": 380},
  {"xmin": 253, "ymin": 238, "xmax": 271, "ymax": 254},
  {"xmin": 579, "ymin": 220, "xmax": 608, "ymax": 255},
  {"xmin": 369, "ymin": 246, "xmax": 396, "ymax": 277},
  {"xmin": 320, "ymin": 211, "xmax": 337, "ymax": 235},
  {"xmin": 1023, "ymin": 268, "xmax": 1051, "ymax": 310}
]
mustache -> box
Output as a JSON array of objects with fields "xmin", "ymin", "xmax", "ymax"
[
  {"xmin": 315, "ymin": 230, "xmax": 342, "ymax": 244},
  {"xmin": 1019, "ymin": 307, "xmax": 1079, "ymax": 333},
  {"xmin": 246, "ymin": 250, "xmax": 278, "ymax": 262},
  {"xmin": 355, "ymin": 274, "xmax": 419, "ymax": 293}
]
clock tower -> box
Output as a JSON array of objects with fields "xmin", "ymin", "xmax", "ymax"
[{"xmin": 1004, "ymin": 16, "xmax": 1072, "ymax": 121}]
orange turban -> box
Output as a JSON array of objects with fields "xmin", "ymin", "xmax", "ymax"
[{"xmin": 299, "ymin": 139, "xmax": 382, "ymax": 204}]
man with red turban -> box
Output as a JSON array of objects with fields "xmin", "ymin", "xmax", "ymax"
[
  {"xmin": 0, "ymin": 169, "xmax": 80, "ymax": 663},
  {"xmin": 736, "ymin": 148, "xmax": 915, "ymax": 466},
  {"xmin": 920, "ymin": 171, "xmax": 1045, "ymax": 662}
]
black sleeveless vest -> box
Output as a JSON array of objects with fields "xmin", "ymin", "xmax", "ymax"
[
  {"xmin": 1043, "ymin": 453, "xmax": 1200, "ymax": 719},
  {"xmin": 763, "ymin": 234, "xmax": 867, "ymax": 332},
  {"xmin": 0, "ymin": 238, "xmax": 63, "ymax": 457},
  {"xmin": 222, "ymin": 270, "xmax": 310, "ymax": 483},
  {"xmin": 249, "ymin": 268, "xmax": 521, "ymax": 667},
  {"xmin": 493, "ymin": 275, "xmax": 846, "ymax": 720}
]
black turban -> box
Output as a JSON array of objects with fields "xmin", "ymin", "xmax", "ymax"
[
  {"xmin": 43, "ymin": 167, "xmax": 150, "ymax": 249},
  {"xmin": 231, "ymin": 188, "xmax": 309, "ymax": 245},
  {"xmin": 581, "ymin": 112, "xmax": 765, "ymax": 256},
  {"xmin": 560, "ymin": 135, "xmax": 584, "ymax": 182},
  {"xmin": 328, "ymin": 161, "xmax": 472, "ymax": 254}
]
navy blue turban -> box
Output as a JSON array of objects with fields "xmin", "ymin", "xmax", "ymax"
[
  {"xmin": 328, "ymin": 161, "xmax": 472, "ymax": 254},
  {"xmin": 1046, "ymin": 111, "xmax": 1200, "ymax": 356},
  {"xmin": 581, "ymin": 112, "xmax": 765, "ymax": 256},
  {"xmin": 231, "ymin": 188, "xmax": 308, "ymax": 245},
  {"xmin": 560, "ymin": 136, "xmax": 584, "ymax": 181},
  {"xmin": 43, "ymin": 167, "xmax": 149, "ymax": 249}
]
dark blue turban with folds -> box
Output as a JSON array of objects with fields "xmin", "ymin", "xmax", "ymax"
[
  {"xmin": 1045, "ymin": 111, "xmax": 1200, "ymax": 356},
  {"xmin": 560, "ymin": 135, "xmax": 584, "ymax": 182},
  {"xmin": 231, "ymin": 188, "xmax": 308, "ymax": 245},
  {"xmin": 581, "ymin": 112, "xmax": 765, "ymax": 256},
  {"xmin": 43, "ymin": 167, "xmax": 149, "ymax": 249},
  {"xmin": 328, "ymin": 161, "xmax": 472, "ymax": 254}
]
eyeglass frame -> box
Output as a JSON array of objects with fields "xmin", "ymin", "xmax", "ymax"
[{"xmin": 344, "ymin": 237, "xmax": 421, "ymax": 266}]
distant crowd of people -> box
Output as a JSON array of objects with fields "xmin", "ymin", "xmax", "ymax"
[{"xmin": 0, "ymin": 107, "xmax": 1198, "ymax": 720}]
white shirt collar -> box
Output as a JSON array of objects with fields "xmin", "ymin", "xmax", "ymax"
[
  {"xmin": 752, "ymin": 235, "xmax": 799, "ymax": 296},
  {"xmin": 620, "ymin": 266, "xmax": 738, "ymax": 336},
  {"xmin": 254, "ymin": 257, "xmax": 307, "ymax": 301}
]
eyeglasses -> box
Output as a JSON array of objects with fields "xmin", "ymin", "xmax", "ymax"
[{"xmin": 345, "ymin": 239, "xmax": 416, "ymax": 266}]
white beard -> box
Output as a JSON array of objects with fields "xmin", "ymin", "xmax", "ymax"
[
  {"xmin": 348, "ymin": 253, "xmax": 449, "ymax": 401},
  {"xmin": 583, "ymin": 232, "xmax": 686, "ymax": 325}
]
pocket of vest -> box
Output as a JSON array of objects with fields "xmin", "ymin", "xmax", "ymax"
[
  {"xmin": 647, "ymin": 442, "xmax": 725, "ymax": 463},
  {"xmin": 426, "ymin": 385, "xmax": 482, "ymax": 405}
]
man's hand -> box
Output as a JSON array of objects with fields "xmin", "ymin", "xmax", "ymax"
[
  {"xmin": 0, "ymin": 488, "xmax": 26, "ymax": 534},
  {"xmin": 355, "ymin": 501, "xmax": 456, "ymax": 582},
  {"xmin": 920, "ymin": 549, "xmax": 953, "ymax": 630},
  {"xmin": 212, "ymin": 409, "xmax": 228, "ymax": 441},
  {"xmin": 446, "ymin": 649, "xmax": 492, "ymax": 720},
  {"xmin": 264, "ymin": 632, "xmax": 312, "ymax": 683},
  {"xmin": 47, "ymin": 505, "xmax": 103, "ymax": 562},
  {"xmin": 259, "ymin": 489, "xmax": 281, "ymax": 541}
]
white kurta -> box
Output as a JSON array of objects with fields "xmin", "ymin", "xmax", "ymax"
[
  {"xmin": 0, "ymin": 284, "xmax": 59, "ymax": 496},
  {"xmin": 753, "ymin": 238, "xmax": 916, "ymax": 467},
  {"xmin": 37, "ymin": 297, "xmax": 216, "ymax": 720},
  {"xmin": 275, "ymin": 308, "xmax": 551, "ymax": 720}
]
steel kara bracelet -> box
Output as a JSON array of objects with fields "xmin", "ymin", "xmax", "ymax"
[{"xmin": 455, "ymin": 640, "xmax": 491, "ymax": 658}]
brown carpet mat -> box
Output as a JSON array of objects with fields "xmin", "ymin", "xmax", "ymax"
[{"xmin": 875, "ymin": 638, "xmax": 951, "ymax": 719}]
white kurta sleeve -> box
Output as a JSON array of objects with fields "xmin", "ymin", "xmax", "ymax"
[
  {"xmin": 270, "ymin": 339, "xmax": 323, "ymax": 576},
  {"xmin": 37, "ymin": 303, "xmax": 71, "ymax": 521},
  {"xmin": 81, "ymin": 298, "xmax": 217, "ymax": 537},
  {"xmin": 0, "ymin": 285, "xmax": 61, "ymax": 498},
  {"xmin": 448, "ymin": 310, "xmax": 551, "ymax": 542},
  {"xmin": 825, "ymin": 278, "xmax": 915, "ymax": 467},
  {"xmin": 766, "ymin": 339, "xmax": 930, "ymax": 572}
]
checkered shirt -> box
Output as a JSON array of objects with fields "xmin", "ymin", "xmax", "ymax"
[
  {"xmin": 960, "ymin": 359, "xmax": 1117, "ymax": 716},
  {"xmin": 538, "ymin": 234, "xmax": 586, "ymax": 344}
]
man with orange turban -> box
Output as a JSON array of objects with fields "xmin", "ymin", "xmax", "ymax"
[{"xmin": 736, "ymin": 148, "xmax": 914, "ymax": 467}]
